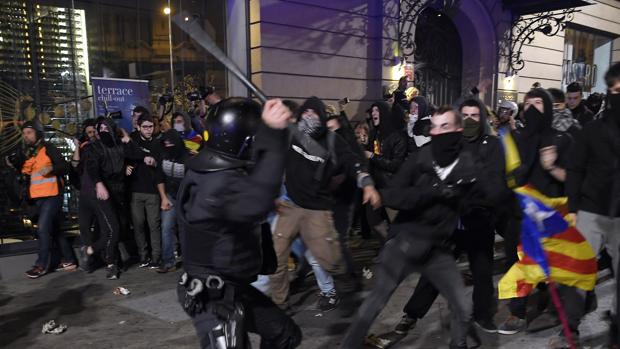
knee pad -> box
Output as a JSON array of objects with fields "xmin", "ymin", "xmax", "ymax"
[{"xmin": 260, "ymin": 318, "xmax": 301, "ymax": 349}]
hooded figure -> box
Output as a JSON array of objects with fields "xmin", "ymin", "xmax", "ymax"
[
  {"xmin": 296, "ymin": 96, "xmax": 328, "ymax": 139},
  {"xmin": 514, "ymin": 88, "xmax": 573, "ymax": 198},
  {"xmin": 460, "ymin": 98, "xmax": 493, "ymax": 142},
  {"xmin": 365, "ymin": 101, "xmax": 407, "ymax": 189},
  {"xmin": 408, "ymin": 96, "xmax": 432, "ymax": 151}
]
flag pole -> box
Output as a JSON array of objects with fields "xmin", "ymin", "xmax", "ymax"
[{"xmin": 547, "ymin": 279, "xmax": 576, "ymax": 349}]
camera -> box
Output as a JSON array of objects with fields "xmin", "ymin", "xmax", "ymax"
[
  {"xmin": 158, "ymin": 94, "xmax": 173, "ymax": 105},
  {"xmin": 187, "ymin": 85, "xmax": 215, "ymax": 102},
  {"xmin": 338, "ymin": 97, "xmax": 350, "ymax": 105},
  {"xmin": 108, "ymin": 111, "xmax": 122, "ymax": 119}
]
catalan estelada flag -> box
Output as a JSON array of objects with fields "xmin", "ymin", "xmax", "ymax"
[{"xmin": 498, "ymin": 186, "xmax": 597, "ymax": 299}]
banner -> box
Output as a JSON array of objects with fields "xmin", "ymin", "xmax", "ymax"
[{"xmin": 91, "ymin": 77, "xmax": 150, "ymax": 132}]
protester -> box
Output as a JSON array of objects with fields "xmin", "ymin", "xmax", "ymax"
[
  {"xmin": 157, "ymin": 128, "xmax": 189, "ymax": 273},
  {"xmin": 342, "ymin": 105, "xmax": 503, "ymax": 349},
  {"xmin": 269, "ymin": 96, "xmax": 380, "ymax": 310},
  {"xmin": 393, "ymin": 98, "xmax": 505, "ymax": 336},
  {"xmin": 566, "ymin": 82, "xmax": 594, "ymax": 126},
  {"xmin": 567, "ymin": 62, "xmax": 620, "ymax": 346},
  {"xmin": 125, "ymin": 113, "xmax": 171, "ymax": 269},
  {"xmin": 81, "ymin": 118, "xmax": 126, "ymax": 279}
]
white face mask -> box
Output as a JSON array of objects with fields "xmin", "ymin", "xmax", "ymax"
[
  {"xmin": 407, "ymin": 114, "xmax": 418, "ymax": 137},
  {"xmin": 413, "ymin": 134, "xmax": 431, "ymax": 147},
  {"xmin": 174, "ymin": 123, "xmax": 185, "ymax": 132}
]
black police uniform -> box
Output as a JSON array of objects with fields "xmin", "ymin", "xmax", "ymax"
[{"xmin": 176, "ymin": 98, "xmax": 301, "ymax": 349}]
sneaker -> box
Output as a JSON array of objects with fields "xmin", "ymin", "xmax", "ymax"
[
  {"xmin": 148, "ymin": 262, "xmax": 161, "ymax": 270},
  {"xmin": 106, "ymin": 264, "xmax": 119, "ymax": 280},
  {"xmin": 55, "ymin": 262, "xmax": 78, "ymax": 272},
  {"xmin": 25, "ymin": 266, "xmax": 47, "ymax": 279},
  {"xmin": 498, "ymin": 315, "xmax": 526, "ymax": 335},
  {"xmin": 547, "ymin": 331, "xmax": 580, "ymax": 349},
  {"xmin": 138, "ymin": 259, "xmax": 151, "ymax": 268},
  {"xmin": 156, "ymin": 265, "xmax": 177, "ymax": 273},
  {"xmin": 317, "ymin": 290, "xmax": 340, "ymax": 312},
  {"xmin": 474, "ymin": 317, "xmax": 498, "ymax": 333},
  {"xmin": 394, "ymin": 315, "xmax": 417, "ymax": 334}
]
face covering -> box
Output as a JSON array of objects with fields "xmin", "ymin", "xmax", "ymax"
[
  {"xmin": 173, "ymin": 123, "xmax": 185, "ymax": 133},
  {"xmin": 298, "ymin": 115, "xmax": 325, "ymax": 138},
  {"xmin": 431, "ymin": 131, "xmax": 462, "ymax": 167},
  {"xmin": 413, "ymin": 134, "xmax": 431, "ymax": 147},
  {"xmin": 407, "ymin": 114, "xmax": 417, "ymax": 137},
  {"xmin": 99, "ymin": 132, "xmax": 115, "ymax": 147},
  {"xmin": 462, "ymin": 118, "xmax": 481, "ymax": 141},
  {"xmin": 523, "ymin": 106, "xmax": 544, "ymax": 135}
]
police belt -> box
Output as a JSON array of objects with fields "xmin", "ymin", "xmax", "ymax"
[{"xmin": 178, "ymin": 272, "xmax": 239, "ymax": 316}]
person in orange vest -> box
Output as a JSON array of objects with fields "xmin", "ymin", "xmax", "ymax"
[{"xmin": 9, "ymin": 120, "xmax": 76, "ymax": 278}]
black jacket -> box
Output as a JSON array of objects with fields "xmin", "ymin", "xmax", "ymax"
[
  {"xmin": 380, "ymin": 146, "xmax": 502, "ymax": 245},
  {"xmin": 285, "ymin": 131, "xmax": 367, "ymax": 210},
  {"xmin": 369, "ymin": 131, "xmax": 408, "ymax": 188},
  {"xmin": 126, "ymin": 133, "xmax": 165, "ymax": 194},
  {"xmin": 461, "ymin": 98, "xmax": 508, "ymax": 211},
  {"xmin": 569, "ymin": 102, "xmax": 594, "ymax": 127},
  {"xmin": 567, "ymin": 113, "xmax": 620, "ymax": 217},
  {"xmin": 368, "ymin": 101, "xmax": 407, "ymax": 188},
  {"xmin": 177, "ymin": 125, "xmax": 287, "ymax": 283}
]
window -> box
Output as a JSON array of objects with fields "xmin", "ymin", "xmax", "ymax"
[{"xmin": 562, "ymin": 27, "xmax": 614, "ymax": 94}]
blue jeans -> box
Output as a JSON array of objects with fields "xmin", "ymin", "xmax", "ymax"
[
  {"xmin": 35, "ymin": 195, "xmax": 75, "ymax": 268},
  {"xmin": 291, "ymin": 238, "xmax": 335, "ymax": 294},
  {"xmin": 161, "ymin": 193, "xmax": 177, "ymax": 268}
]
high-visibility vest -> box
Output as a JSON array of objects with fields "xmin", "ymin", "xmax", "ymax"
[{"xmin": 21, "ymin": 147, "xmax": 60, "ymax": 198}]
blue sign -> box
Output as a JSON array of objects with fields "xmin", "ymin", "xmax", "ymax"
[{"xmin": 91, "ymin": 77, "xmax": 150, "ymax": 132}]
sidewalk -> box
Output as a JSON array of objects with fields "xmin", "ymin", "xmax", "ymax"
[{"xmin": 0, "ymin": 255, "xmax": 614, "ymax": 348}]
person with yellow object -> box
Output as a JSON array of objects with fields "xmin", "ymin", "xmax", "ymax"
[
  {"xmin": 171, "ymin": 112, "xmax": 203, "ymax": 154},
  {"xmin": 6, "ymin": 120, "xmax": 76, "ymax": 278}
]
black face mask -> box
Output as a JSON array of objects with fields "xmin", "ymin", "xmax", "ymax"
[
  {"xmin": 298, "ymin": 116, "xmax": 326, "ymax": 139},
  {"xmin": 523, "ymin": 106, "xmax": 544, "ymax": 135},
  {"xmin": 462, "ymin": 118, "xmax": 481, "ymax": 141},
  {"xmin": 431, "ymin": 131, "xmax": 462, "ymax": 167},
  {"xmin": 99, "ymin": 132, "xmax": 115, "ymax": 147}
]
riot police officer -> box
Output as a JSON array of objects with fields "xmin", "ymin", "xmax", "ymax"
[{"xmin": 176, "ymin": 98, "xmax": 301, "ymax": 349}]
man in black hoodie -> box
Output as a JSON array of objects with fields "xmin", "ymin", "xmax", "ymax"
[
  {"xmin": 342, "ymin": 106, "xmax": 501, "ymax": 349},
  {"xmin": 392, "ymin": 98, "xmax": 506, "ymax": 336},
  {"xmin": 81, "ymin": 118, "xmax": 126, "ymax": 279},
  {"xmin": 270, "ymin": 96, "xmax": 380, "ymax": 309},
  {"xmin": 498, "ymin": 88, "xmax": 579, "ymax": 344},
  {"xmin": 567, "ymin": 62, "xmax": 620, "ymax": 345},
  {"xmin": 365, "ymin": 101, "xmax": 407, "ymax": 238}
]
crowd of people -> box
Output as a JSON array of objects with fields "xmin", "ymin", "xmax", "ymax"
[{"xmin": 5, "ymin": 62, "xmax": 620, "ymax": 349}]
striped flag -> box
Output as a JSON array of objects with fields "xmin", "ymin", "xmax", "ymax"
[{"xmin": 497, "ymin": 186, "xmax": 597, "ymax": 299}]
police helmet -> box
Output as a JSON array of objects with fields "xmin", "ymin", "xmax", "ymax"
[{"xmin": 204, "ymin": 97, "xmax": 262, "ymax": 160}]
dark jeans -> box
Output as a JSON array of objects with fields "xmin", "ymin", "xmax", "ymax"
[
  {"xmin": 333, "ymin": 198, "xmax": 356, "ymax": 275},
  {"xmin": 34, "ymin": 195, "xmax": 75, "ymax": 268},
  {"xmin": 403, "ymin": 209, "xmax": 497, "ymax": 322},
  {"xmin": 495, "ymin": 204, "xmax": 521, "ymax": 271},
  {"xmin": 341, "ymin": 235, "xmax": 472, "ymax": 348},
  {"xmin": 178, "ymin": 283, "xmax": 301, "ymax": 349},
  {"xmin": 79, "ymin": 194, "xmax": 120, "ymax": 265},
  {"xmin": 131, "ymin": 192, "xmax": 161, "ymax": 263}
]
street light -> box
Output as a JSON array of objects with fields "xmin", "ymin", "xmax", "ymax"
[{"xmin": 164, "ymin": 2, "xmax": 174, "ymax": 107}]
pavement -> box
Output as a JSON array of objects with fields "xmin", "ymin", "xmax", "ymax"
[{"xmin": 0, "ymin": 240, "xmax": 615, "ymax": 349}]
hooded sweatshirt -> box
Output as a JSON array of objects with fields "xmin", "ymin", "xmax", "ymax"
[
  {"xmin": 285, "ymin": 97, "xmax": 368, "ymax": 210},
  {"xmin": 84, "ymin": 119, "xmax": 127, "ymax": 195},
  {"xmin": 514, "ymin": 88, "xmax": 573, "ymax": 198},
  {"xmin": 368, "ymin": 101, "xmax": 407, "ymax": 188}
]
